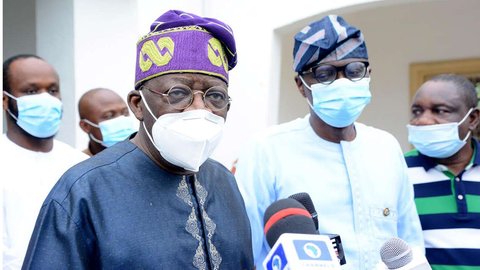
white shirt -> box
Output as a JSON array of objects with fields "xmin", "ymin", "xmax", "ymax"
[
  {"xmin": 235, "ymin": 115, "xmax": 424, "ymax": 270},
  {"xmin": 1, "ymin": 134, "xmax": 88, "ymax": 269}
]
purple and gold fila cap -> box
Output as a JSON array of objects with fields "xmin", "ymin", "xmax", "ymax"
[{"xmin": 135, "ymin": 10, "xmax": 237, "ymax": 89}]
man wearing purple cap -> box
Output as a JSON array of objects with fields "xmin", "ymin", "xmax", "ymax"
[
  {"xmin": 235, "ymin": 15, "xmax": 424, "ymax": 269},
  {"xmin": 22, "ymin": 10, "xmax": 253, "ymax": 269}
]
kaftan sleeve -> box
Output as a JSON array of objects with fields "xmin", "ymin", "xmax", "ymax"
[
  {"xmin": 22, "ymin": 200, "xmax": 94, "ymax": 270},
  {"xmin": 235, "ymin": 138, "xmax": 277, "ymax": 268}
]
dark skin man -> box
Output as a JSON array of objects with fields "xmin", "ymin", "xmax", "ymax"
[
  {"xmin": 409, "ymin": 78, "xmax": 480, "ymax": 175},
  {"xmin": 294, "ymin": 57, "xmax": 371, "ymax": 143},
  {"xmin": 3, "ymin": 56, "xmax": 60, "ymax": 152},
  {"xmin": 128, "ymin": 73, "xmax": 229, "ymax": 175},
  {"xmin": 78, "ymin": 88, "xmax": 131, "ymax": 156}
]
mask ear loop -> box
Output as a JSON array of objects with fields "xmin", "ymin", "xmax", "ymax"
[
  {"xmin": 298, "ymin": 75, "xmax": 313, "ymax": 91},
  {"xmin": 88, "ymin": 133, "xmax": 106, "ymax": 146},
  {"xmin": 138, "ymin": 90, "xmax": 161, "ymax": 148},
  {"xmin": 3, "ymin": 91, "xmax": 19, "ymax": 121},
  {"xmin": 139, "ymin": 90, "xmax": 158, "ymax": 121},
  {"xmin": 459, "ymin": 107, "xmax": 474, "ymax": 141},
  {"xmin": 81, "ymin": 119, "xmax": 106, "ymax": 145},
  {"xmin": 459, "ymin": 108, "xmax": 474, "ymax": 126},
  {"xmin": 81, "ymin": 118, "xmax": 100, "ymax": 128},
  {"xmin": 298, "ymin": 75, "xmax": 316, "ymax": 110}
]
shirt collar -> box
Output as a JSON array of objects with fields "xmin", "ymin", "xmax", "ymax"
[{"xmin": 418, "ymin": 138, "xmax": 480, "ymax": 171}]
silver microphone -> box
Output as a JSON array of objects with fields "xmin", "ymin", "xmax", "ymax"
[{"xmin": 380, "ymin": 237, "xmax": 431, "ymax": 270}]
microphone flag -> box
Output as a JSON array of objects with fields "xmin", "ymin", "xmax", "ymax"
[{"xmin": 263, "ymin": 233, "xmax": 341, "ymax": 270}]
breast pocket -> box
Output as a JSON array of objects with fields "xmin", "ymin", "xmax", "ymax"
[{"xmin": 369, "ymin": 206, "xmax": 398, "ymax": 242}]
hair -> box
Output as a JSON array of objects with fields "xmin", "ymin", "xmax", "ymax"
[
  {"xmin": 429, "ymin": 73, "xmax": 478, "ymax": 109},
  {"xmin": 3, "ymin": 54, "xmax": 42, "ymax": 92},
  {"xmin": 78, "ymin": 88, "xmax": 116, "ymax": 119}
]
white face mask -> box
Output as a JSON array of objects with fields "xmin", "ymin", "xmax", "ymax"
[
  {"xmin": 139, "ymin": 90, "xmax": 225, "ymax": 172},
  {"xmin": 407, "ymin": 108, "xmax": 473, "ymax": 158}
]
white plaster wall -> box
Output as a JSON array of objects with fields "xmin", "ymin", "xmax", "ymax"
[
  {"xmin": 73, "ymin": 0, "xmax": 139, "ymax": 150},
  {"xmin": 36, "ymin": 0, "xmax": 76, "ymax": 145},
  {"xmin": 2, "ymin": 0, "xmax": 36, "ymax": 132}
]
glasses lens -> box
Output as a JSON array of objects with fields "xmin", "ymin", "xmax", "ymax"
[
  {"xmin": 205, "ymin": 87, "xmax": 229, "ymax": 110},
  {"xmin": 345, "ymin": 62, "xmax": 367, "ymax": 81},
  {"xmin": 312, "ymin": 65, "xmax": 337, "ymax": 84},
  {"xmin": 167, "ymin": 86, "xmax": 192, "ymax": 109}
]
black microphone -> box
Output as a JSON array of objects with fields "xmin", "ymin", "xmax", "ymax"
[
  {"xmin": 289, "ymin": 192, "xmax": 318, "ymax": 231},
  {"xmin": 263, "ymin": 198, "xmax": 317, "ymax": 247},
  {"xmin": 262, "ymin": 198, "xmax": 341, "ymax": 269},
  {"xmin": 379, "ymin": 237, "xmax": 431, "ymax": 269},
  {"xmin": 288, "ymin": 192, "xmax": 346, "ymax": 265}
]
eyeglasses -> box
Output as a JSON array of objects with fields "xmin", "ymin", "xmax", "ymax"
[
  {"xmin": 301, "ymin": 61, "xmax": 369, "ymax": 85},
  {"xmin": 141, "ymin": 84, "xmax": 231, "ymax": 111}
]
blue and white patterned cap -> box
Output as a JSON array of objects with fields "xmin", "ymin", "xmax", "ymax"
[{"xmin": 292, "ymin": 15, "xmax": 368, "ymax": 72}]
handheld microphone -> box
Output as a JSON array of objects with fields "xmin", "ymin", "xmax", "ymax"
[
  {"xmin": 379, "ymin": 237, "xmax": 431, "ymax": 270},
  {"xmin": 262, "ymin": 198, "xmax": 341, "ymax": 270},
  {"xmin": 288, "ymin": 192, "xmax": 346, "ymax": 265}
]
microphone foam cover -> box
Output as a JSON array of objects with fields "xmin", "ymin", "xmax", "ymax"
[
  {"xmin": 263, "ymin": 198, "xmax": 317, "ymax": 247},
  {"xmin": 289, "ymin": 192, "xmax": 319, "ymax": 230},
  {"xmin": 380, "ymin": 237, "xmax": 413, "ymax": 269}
]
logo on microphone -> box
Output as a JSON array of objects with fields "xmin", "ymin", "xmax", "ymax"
[
  {"xmin": 294, "ymin": 240, "xmax": 333, "ymax": 261},
  {"xmin": 303, "ymin": 242, "xmax": 322, "ymax": 258},
  {"xmin": 271, "ymin": 255, "xmax": 282, "ymax": 270},
  {"xmin": 266, "ymin": 244, "xmax": 288, "ymax": 270}
]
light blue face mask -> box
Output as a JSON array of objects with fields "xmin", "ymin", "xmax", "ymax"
[
  {"xmin": 407, "ymin": 108, "xmax": 473, "ymax": 158},
  {"xmin": 3, "ymin": 91, "xmax": 62, "ymax": 138},
  {"xmin": 300, "ymin": 77, "xmax": 372, "ymax": 128},
  {"xmin": 82, "ymin": 115, "xmax": 136, "ymax": 147}
]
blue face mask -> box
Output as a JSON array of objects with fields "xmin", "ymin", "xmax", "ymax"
[
  {"xmin": 407, "ymin": 108, "xmax": 473, "ymax": 158},
  {"xmin": 4, "ymin": 91, "xmax": 62, "ymax": 138},
  {"xmin": 300, "ymin": 77, "xmax": 372, "ymax": 128},
  {"xmin": 82, "ymin": 115, "xmax": 136, "ymax": 147}
]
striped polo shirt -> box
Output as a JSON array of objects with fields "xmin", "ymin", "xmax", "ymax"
[{"xmin": 405, "ymin": 139, "xmax": 480, "ymax": 270}]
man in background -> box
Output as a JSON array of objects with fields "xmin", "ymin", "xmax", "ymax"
[
  {"xmin": 235, "ymin": 15, "xmax": 424, "ymax": 269},
  {"xmin": 78, "ymin": 88, "xmax": 136, "ymax": 156},
  {"xmin": 1, "ymin": 54, "xmax": 88, "ymax": 269},
  {"xmin": 405, "ymin": 74, "xmax": 480, "ymax": 269}
]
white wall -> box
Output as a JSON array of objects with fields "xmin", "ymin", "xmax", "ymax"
[
  {"xmin": 3, "ymin": 0, "xmax": 37, "ymax": 135},
  {"xmin": 3, "ymin": 0, "xmax": 77, "ymax": 145},
  {"xmin": 36, "ymin": 0, "xmax": 76, "ymax": 145},
  {"xmin": 3, "ymin": 0, "xmax": 36, "ymax": 58},
  {"xmin": 73, "ymin": 0, "xmax": 139, "ymax": 149},
  {"xmin": 0, "ymin": 0, "xmax": 36, "ymax": 131}
]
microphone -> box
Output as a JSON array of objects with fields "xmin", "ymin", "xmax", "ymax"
[
  {"xmin": 262, "ymin": 198, "xmax": 341, "ymax": 270},
  {"xmin": 379, "ymin": 237, "xmax": 431, "ymax": 270},
  {"xmin": 288, "ymin": 192, "xmax": 346, "ymax": 265},
  {"xmin": 289, "ymin": 192, "xmax": 318, "ymax": 231},
  {"xmin": 264, "ymin": 198, "xmax": 317, "ymax": 247}
]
